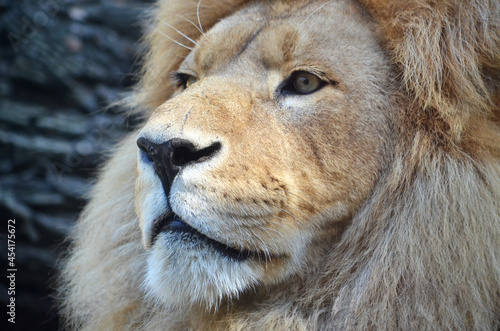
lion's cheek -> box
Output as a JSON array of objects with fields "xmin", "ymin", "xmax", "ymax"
[{"xmin": 286, "ymin": 112, "xmax": 389, "ymax": 217}]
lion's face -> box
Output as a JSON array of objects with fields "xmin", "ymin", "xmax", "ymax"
[{"xmin": 135, "ymin": 0, "xmax": 393, "ymax": 308}]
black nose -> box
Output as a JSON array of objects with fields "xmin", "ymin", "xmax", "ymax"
[{"xmin": 137, "ymin": 137, "xmax": 221, "ymax": 194}]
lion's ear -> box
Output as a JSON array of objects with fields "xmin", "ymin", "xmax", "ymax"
[
  {"xmin": 361, "ymin": 0, "xmax": 500, "ymax": 138},
  {"xmin": 130, "ymin": 0, "xmax": 250, "ymax": 113}
]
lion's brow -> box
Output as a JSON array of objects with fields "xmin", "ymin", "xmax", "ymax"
[{"xmin": 229, "ymin": 25, "xmax": 266, "ymax": 63}]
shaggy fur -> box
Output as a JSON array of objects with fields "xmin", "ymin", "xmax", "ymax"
[{"xmin": 59, "ymin": 0, "xmax": 500, "ymax": 330}]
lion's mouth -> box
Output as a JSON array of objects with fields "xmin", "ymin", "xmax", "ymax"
[{"xmin": 152, "ymin": 213, "xmax": 256, "ymax": 261}]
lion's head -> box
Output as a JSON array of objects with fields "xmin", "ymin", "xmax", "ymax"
[
  {"xmin": 135, "ymin": 0, "xmax": 393, "ymax": 308},
  {"xmin": 60, "ymin": 0, "xmax": 500, "ymax": 330}
]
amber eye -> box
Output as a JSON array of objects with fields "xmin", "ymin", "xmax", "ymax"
[
  {"xmin": 282, "ymin": 71, "xmax": 325, "ymax": 95},
  {"xmin": 293, "ymin": 72, "xmax": 321, "ymax": 93}
]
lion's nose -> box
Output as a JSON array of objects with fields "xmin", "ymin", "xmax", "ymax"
[{"xmin": 137, "ymin": 137, "xmax": 221, "ymax": 193}]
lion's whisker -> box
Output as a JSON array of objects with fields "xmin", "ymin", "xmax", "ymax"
[
  {"xmin": 260, "ymin": 226, "xmax": 283, "ymax": 236},
  {"xmin": 231, "ymin": 217, "xmax": 272, "ymax": 261},
  {"xmin": 157, "ymin": 29, "xmax": 193, "ymax": 50},
  {"xmin": 239, "ymin": 226, "xmax": 261, "ymax": 253},
  {"xmin": 276, "ymin": 208, "xmax": 301, "ymax": 223},
  {"xmin": 252, "ymin": 233, "xmax": 272, "ymax": 262},
  {"xmin": 160, "ymin": 20, "xmax": 200, "ymax": 46},
  {"xmin": 176, "ymin": 14, "xmax": 204, "ymax": 35},
  {"xmin": 252, "ymin": 218, "xmax": 279, "ymax": 253},
  {"xmin": 237, "ymin": 225, "xmax": 271, "ymax": 260},
  {"xmin": 231, "ymin": 216, "xmax": 251, "ymax": 251},
  {"xmin": 197, "ymin": 0, "xmax": 204, "ymax": 34},
  {"xmin": 268, "ymin": 218, "xmax": 294, "ymax": 231}
]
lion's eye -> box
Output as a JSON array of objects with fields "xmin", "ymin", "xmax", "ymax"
[
  {"xmin": 173, "ymin": 73, "xmax": 198, "ymax": 90},
  {"xmin": 185, "ymin": 75, "xmax": 197, "ymax": 89},
  {"xmin": 282, "ymin": 71, "xmax": 325, "ymax": 95}
]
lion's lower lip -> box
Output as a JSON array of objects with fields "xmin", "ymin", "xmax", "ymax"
[
  {"xmin": 168, "ymin": 217, "xmax": 195, "ymax": 232},
  {"xmin": 152, "ymin": 213, "xmax": 255, "ymax": 261}
]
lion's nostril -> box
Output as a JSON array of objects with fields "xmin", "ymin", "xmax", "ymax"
[
  {"xmin": 171, "ymin": 141, "xmax": 221, "ymax": 167},
  {"xmin": 171, "ymin": 144, "xmax": 197, "ymax": 167}
]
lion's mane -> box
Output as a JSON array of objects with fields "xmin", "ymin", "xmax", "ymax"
[{"xmin": 59, "ymin": 0, "xmax": 500, "ymax": 329}]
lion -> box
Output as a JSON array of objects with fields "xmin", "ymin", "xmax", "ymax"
[{"xmin": 59, "ymin": 0, "xmax": 500, "ymax": 329}]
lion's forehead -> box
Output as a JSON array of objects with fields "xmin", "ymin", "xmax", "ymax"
[{"xmin": 188, "ymin": 0, "xmax": 383, "ymax": 82}]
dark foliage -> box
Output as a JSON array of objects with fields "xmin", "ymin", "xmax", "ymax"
[{"xmin": 0, "ymin": 0, "xmax": 153, "ymax": 329}]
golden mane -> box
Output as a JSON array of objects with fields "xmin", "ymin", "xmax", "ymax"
[{"xmin": 59, "ymin": 0, "xmax": 500, "ymax": 329}]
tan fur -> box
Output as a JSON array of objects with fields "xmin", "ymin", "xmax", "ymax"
[{"xmin": 59, "ymin": 0, "xmax": 500, "ymax": 330}]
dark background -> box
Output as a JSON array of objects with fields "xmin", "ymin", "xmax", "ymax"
[{"xmin": 0, "ymin": 0, "xmax": 153, "ymax": 329}]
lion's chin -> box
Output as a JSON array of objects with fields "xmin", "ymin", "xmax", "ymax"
[
  {"xmin": 143, "ymin": 231, "xmax": 268, "ymax": 310},
  {"xmin": 142, "ymin": 208, "xmax": 308, "ymax": 309}
]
